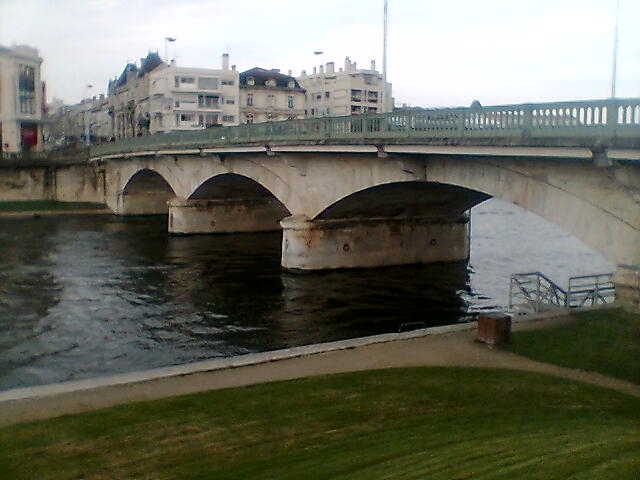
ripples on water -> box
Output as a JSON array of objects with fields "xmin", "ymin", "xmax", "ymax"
[{"xmin": 0, "ymin": 198, "xmax": 613, "ymax": 389}]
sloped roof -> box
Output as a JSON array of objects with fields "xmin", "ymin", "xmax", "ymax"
[
  {"xmin": 239, "ymin": 67, "xmax": 304, "ymax": 90},
  {"xmin": 139, "ymin": 52, "xmax": 163, "ymax": 76},
  {"xmin": 113, "ymin": 52, "xmax": 163, "ymax": 89}
]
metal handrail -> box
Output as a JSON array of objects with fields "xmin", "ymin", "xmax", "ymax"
[
  {"xmin": 509, "ymin": 271, "xmax": 616, "ymax": 313},
  {"xmin": 567, "ymin": 273, "xmax": 615, "ymax": 307},
  {"xmin": 89, "ymin": 97, "xmax": 640, "ymax": 158},
  {"xmin": 509, "ymin": 272, "xmax": 567, "ymax": 314}
]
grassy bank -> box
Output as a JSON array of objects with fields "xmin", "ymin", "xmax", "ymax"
[
  {"xmin": 1, "ymin": 310, "xmax": 638, "ymax": 479},
  {"xmin": 0, "ymin": 201, "xmax": 106, "ymax": 212},
  {"xmin": 506, "ymin": 308, "xmax": 640, "ymax": 384},
  {"xmin": 1, "ymin": 368, "xmax": 638, "ymax": 479}
]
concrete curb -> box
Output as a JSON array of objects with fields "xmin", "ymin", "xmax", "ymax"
[{"xmin": 0, "ymin": 322, "xmax": 477, "ymax": 403}]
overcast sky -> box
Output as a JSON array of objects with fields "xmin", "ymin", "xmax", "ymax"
[{"xmin": 1, "ymin": 0, "xmax": 638, "ymax": 107}]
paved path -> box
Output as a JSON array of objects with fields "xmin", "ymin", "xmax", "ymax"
[{"xmin": 1, "ymin": 316, "xmax": 638, "ymax": 427}]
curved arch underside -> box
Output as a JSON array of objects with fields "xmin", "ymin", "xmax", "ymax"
[
  {"xmin": 316, "ymin": 182, "xmax": 491, "ymax": 221},
  {"xmin": 120, "ymin": 169, "xmax": 176, "ymax": 215},
  {"xmin": 190, "ymin": 173, "xmax": 284, "ymax": 204},
  {"xmin": 123, "ymin": 169, "xmax": 175, "ymax": 196}
]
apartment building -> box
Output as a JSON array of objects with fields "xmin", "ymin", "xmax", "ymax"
[
  {"xmin": 108, "ymin": 52, "xmax": 240, "ymax": 138},
  {"xmin": 298, "ymin": 57, "xmax": 393, "ymax": 117},
  {"xmin": 239, "ymin": 68, "xmax": 306, "ymax": 124},
  {"xmin": 0, "ymin": 44, "xmax": 45, "ymax": 153}
]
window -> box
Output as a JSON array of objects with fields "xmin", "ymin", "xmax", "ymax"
[
  {"xmin": 222, "ymin": 115, "xmax": 235, "ymax": 122},
  {"xmin": 267, "ymin": 94, "xmax": 275, "ymax": 108},
  {"xmin": 198, "ymin": 95, "xmax": 219, "ymax": 108},
  {"xmin": 18, "ymin": 65, "xmax": 35, "ymax": 91},
  {"xmin": 325, "ymin": 91, "xmax": 330, "ymax": 98},
  {"xmin": 198, "ymin": 77, "xmax": 219, "ymax": 90},
  {"xmin": 287, "ymin": 80, "xmax": 295, "ymax": 89},
  {"xmin": 19, "ymin": 92, "xmax": 36, "ymax": 114},
  {"xmin": 247, "ymin": 93, "xmax": 253, "ymax": 106},
  {"xmin": 199, "ymin": 113, "xmax": 218, "ymax": 128},
  {"xmin": 174, "ymin": 76, "xmax": 195, "ymax": 87},
  {"xmin": 288, "ymin": 96, "xmax": 294, "ymax": 108},
  {"xmin": 266, "ymin": 78, "xmax": 276, "ymax": 87},
  {"xmin": 247, "ymin": 77, "xmax": 255, "ymax": 86},
  {"xmin": 225, "ymin": 98, "xmax": 235, "ymax": 104},
  {"xmin": 221, "ymin": 79, "xmax": 234, "ymax": 86},
  {"xmin": 18, "ymin": 65, "xmax": 36, "ymax": 114}
]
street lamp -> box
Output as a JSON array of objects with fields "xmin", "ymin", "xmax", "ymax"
[
  {"xmin": 84, "ymin": 84, "xmax": 93, "ymax": 146},
  {"xmin": 165, "ymin": 37, "xmax": 176, "ymax": 63}
]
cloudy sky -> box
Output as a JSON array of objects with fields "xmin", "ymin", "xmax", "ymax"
[{"xmin": 1, "ymin": 0, "xmax": 638, "ymax": 107}]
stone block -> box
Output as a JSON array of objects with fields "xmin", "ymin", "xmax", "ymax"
[{"xmin": 476, "ymin": 313, "xmax": 511, "ymax": 346}]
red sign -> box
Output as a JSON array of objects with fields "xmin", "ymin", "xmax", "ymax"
[{"xmin": 21, "ymin": 124, "xmax": 38, "ymax": 147}]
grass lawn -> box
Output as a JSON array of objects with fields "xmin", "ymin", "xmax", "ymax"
[
  {"xmin": 0, "ymin": 367, "xmax": 638, "ymax": 479},
  {"xmin": 0, "ymin": 201, "xmax": 105, "ymax": 212},
  {"xmin": 506, "ymin": 308, "xmax": 640, "ymax": 384}
]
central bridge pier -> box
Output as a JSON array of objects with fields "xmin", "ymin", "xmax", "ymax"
[{"xmin": 280, "ymin": 213, "xmax": 470, "ymax": 270}]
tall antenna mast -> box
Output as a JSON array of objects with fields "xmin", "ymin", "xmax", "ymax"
[
  {"xmin": 383, "ymin": 0, "xmax": 388, "ymax": 83},
  {"xmin": 611, "ymin": 0, "xmax": 620, "ymax": 98},
  {"xmin": 383, "ymin": 0, "xmax": 388, "ymax": 110}
]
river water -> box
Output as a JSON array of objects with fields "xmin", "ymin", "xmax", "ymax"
[{"xmin": 0, "ymin": 198, "xmax": 613, "ymax": 390}]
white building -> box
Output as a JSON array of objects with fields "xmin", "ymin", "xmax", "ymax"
[
  {"xmin": 107, "ymin": 52, "xmax": 240, "ymax": 138},
  {"xmin": 0, "ymin": 44, "xmax": 45, "ymax": 154},
  {"xmin": 239, "ymin": 68, "xmax": 306, "ymax": 124},
  {"xmin": 298, "ymin": 57, "xmax": 393, "ymax": 117}
]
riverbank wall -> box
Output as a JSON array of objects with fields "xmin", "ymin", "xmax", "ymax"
[{"xmin": 0, "ymin": 163, "xmax": 103, "ymax": 204}]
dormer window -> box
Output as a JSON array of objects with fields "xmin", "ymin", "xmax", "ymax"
[
  {"xmin": 287, "ymin": 80, "xmax": 295, "ymax": 89},
  {"xmin": 266, "ymin": 78, "xmax": 277, "ymax": 87},
  {"xmin": 247, "ymin": 77, "xmax": 255, "ymax": 86}
]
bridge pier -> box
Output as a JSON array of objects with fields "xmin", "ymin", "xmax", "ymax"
[
  {"xmin": 280, "ymin": 214, "xmax": 470, "ymax": 271},
  {"xmin": 168, "ymin": 197, "xmax": 285, "ymax": 234},
  {"xmin": 614, "ymin": 265, "xmax": 640, "ymax": 313},
  {"xmin": 116, "ymin": 190, "xmax": 171, "ymax": 215}
]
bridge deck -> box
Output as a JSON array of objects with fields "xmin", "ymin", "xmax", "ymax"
[{"xmin": 89, "ymin": 98, "xmax": 640, "ymax": 160}]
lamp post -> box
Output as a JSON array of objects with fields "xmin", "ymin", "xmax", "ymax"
[
  {"xmin": 380, "ymin": 0, "xmax": 389, "ymax": 113},
  {"xmin": 83, "ymin": 84, "xmax": 93, "ymax": 146},
  {"xmin": 165, "ymin": 37, "xmax": 176, "ymax": 63}
]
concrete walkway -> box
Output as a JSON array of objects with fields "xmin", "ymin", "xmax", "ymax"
[{"xmin": 1, "ymin": 315, "xmax": 638, "ymax": 427}]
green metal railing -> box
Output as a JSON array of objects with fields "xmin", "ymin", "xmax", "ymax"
[
  {"xmin": 509, "ymin": 271, "xmax": 615, "ymax": 314},
  {"xmin": 90, "ymin": 97, "xmax": 640, "ymax": 158}
]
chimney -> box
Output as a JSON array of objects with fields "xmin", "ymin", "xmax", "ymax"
[
  {"xmin": 327, "ymin": 62, "xmax": 335, "ymax": 74},
  {"xmin": 370, "ymin": 60, "xmax": 376, "ymax": 71},
  {"xmin": 222, "ymin": 53, "xmax": 230, "ymax": 70},
  {"xmin": 319, "ymin": 64, "xmax": 324, "ymax": 74}
]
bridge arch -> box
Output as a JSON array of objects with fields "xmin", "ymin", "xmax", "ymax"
[
  {"xmin": 426, "ymin": 156, "xmax": 639, "ymax": 267},
  {"xmin": 118, "ymin": 168, "xmax": 176, "ymax": 215},
  {"xmin": 314, "ymin": 181, "xmax": 490, "ymax": 221},
  {"xmin": 168, "ymin": 171, "xmax": 292, "ymax": 235}
]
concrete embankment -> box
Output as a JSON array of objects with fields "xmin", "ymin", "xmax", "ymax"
[{"xmin": 0, "ymin": 209, "xmax": 113, "ymax": 218}]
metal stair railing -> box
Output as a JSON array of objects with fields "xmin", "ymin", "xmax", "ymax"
[
  {"xmin": 567, "ymin": 273, "xmax": 615, "ymax": 307},
  {"xmin": 509, "ymin": 271, "xmax": 616, "ymax": 314},
  {"xmin": 509, "ymin": 272, "xmax": 567, "ymax": 314}
]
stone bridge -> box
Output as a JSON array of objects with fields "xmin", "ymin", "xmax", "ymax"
[{"xmin": 56, "ymin": 98, "xmax": 640, "ymax": 310}]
